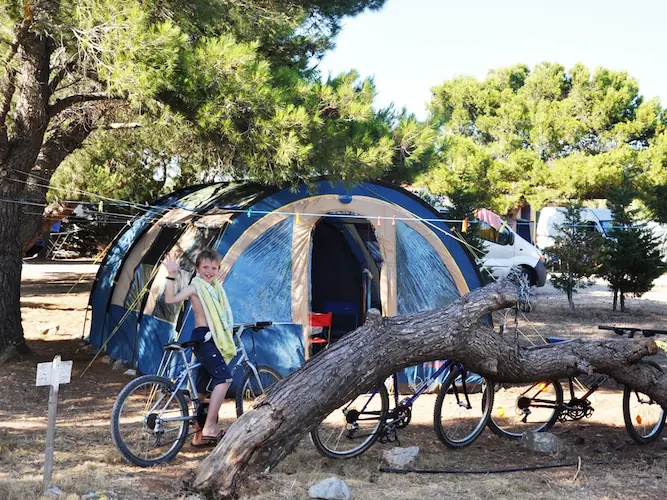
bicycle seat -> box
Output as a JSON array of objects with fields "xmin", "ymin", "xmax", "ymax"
[{"xmin": 164, "ymin": 341, "xmax": 199, "ymax": 351}]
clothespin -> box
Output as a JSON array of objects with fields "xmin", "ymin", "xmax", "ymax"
[
  {"xmin": 462, "ymin": 217, "xmax": 469, "ymax": 233},
  {"xmin": 247, "ymin": 208, "xmax": 252, "ymax": 218},
  {"xmin": 295, "ymin": 213, "xmax": 301, "ymax": 225},
  {"xmin": 392, "ymin": 215, "xmax": 396, "ymax": 226},
  {"xmin": 98, "ymin": 201, "xmax": 103, "ymax": 213},
  {"xmin": 377, "ymin": 216, "xmax": 382, "ymax": 226}
]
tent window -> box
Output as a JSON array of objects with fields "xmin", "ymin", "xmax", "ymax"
[
  {"xmin": 224, "ymin": 217, "xmax": 293, "ymax": 323},
  {"xmin": 125, "ymin": 227, "xmax": 181, "ymax": 311},
  {"xmin": 396, "ymin": 221, "xmax": 459, "ymax": 315}
]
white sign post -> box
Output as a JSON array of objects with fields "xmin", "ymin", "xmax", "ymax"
[{"xmin": 36, "ymin": 355, "xmax": 73, "ymax": 491}]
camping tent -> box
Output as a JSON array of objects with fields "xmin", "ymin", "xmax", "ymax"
[{"xmin": 88, "ymin": 180, "xmax": 482, "ymax": 387}]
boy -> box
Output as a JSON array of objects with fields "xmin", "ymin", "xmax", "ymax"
[{"xmin": 162, "ymin": 248, "xmax": 235, "ymax": 446}]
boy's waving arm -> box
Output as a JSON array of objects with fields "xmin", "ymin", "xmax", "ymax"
[{"xmin": 162, "ymin": 254, "xmax": 196, "ymax": 304}]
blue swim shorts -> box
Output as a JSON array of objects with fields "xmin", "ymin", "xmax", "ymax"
[{"xmin": 191, "ymin": 326, "xmax": 233, "ymax": 389}]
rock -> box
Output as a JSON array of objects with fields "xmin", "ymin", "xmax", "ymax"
[
  {"xmin": 123, "ymin": 369, "xmax": 137, "ymax": 377},
  {"xmin": 521, "ymin": 431, "xmax": 564, "ymax": 454},
  {"xmin": 112, "ymin": 360, "xmax": 126, "ymax": 371},
  {"xmin": 80, "ymin": 490, "xmax": 117, "ymax": 499},
  {"xmin": 308, "ymin": 477, "xmax": 350, "ymax": 500},
  {"xmin": 42, "ymin": 485, "xmax": 63, "ymax": 497},
  {"xmin": 383, "ymin": 446, "xmax": 420, "ymax": 467},
  {"xmin": 100, "ymin": 355, "xmax": 114, "ymax": 365}
]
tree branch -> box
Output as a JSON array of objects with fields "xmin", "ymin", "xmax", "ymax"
[
  {"xmin": 191, "ymin": 275, "xmax": 665, "ymax": 499},
  {"xmin": 48, "ymin": 93, "xmax": 116, "ymax": 117},
  {"xmin": 48, "ymin": 57, "xmax": 78, "ymax": 94}
]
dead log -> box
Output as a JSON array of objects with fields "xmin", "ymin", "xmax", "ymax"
[{"xmin": 194, "ymin": 275, "xmax": 666, "ymax": 499}]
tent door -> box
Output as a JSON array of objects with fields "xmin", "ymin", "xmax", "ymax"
[{"xmin": 310, "ymin": 217, "xmax": 382, "ymax": 346}]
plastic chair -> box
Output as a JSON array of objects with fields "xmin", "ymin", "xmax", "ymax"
[{"xmin": 309, "ymin": 312, "xmax": 333, "ymax": 352}]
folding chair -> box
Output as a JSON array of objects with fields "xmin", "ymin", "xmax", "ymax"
[{"xmin": 308, "ymin": 312, "xmax": 333, "ymax": 355}]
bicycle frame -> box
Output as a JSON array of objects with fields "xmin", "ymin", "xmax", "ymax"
[
  {"xmin": 353, "ymin": 359, "xmax": 464, "ymax": 425},
  {"xmin": 153, "ymin": 323, "xmax": 260, "ymax": 425}
]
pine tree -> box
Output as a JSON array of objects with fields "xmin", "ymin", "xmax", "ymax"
[
  {"xmin": 544, "ymin": 202, "xmax": 604, "ymax": 311},
  {"xmin": 599, "ymin": 184, "xmax": 665, "ymax": 312}
]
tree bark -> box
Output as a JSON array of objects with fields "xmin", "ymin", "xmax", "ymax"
[{"xmin": 193, "ymin": 275, "xmax": 665, "ymax": 499}]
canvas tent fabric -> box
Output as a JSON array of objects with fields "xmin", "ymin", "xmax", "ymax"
[{"xmin": 88, "ymin": 180, "xmax": 482, "ymax": 389}]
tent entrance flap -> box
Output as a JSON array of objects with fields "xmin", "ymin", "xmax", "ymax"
[{"xmin": 310, "ymin": 217, "xmax": 381, "ymax": 340}]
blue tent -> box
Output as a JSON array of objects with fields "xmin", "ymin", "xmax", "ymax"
[{"xmin": 88, "ymin": 180, "xmax": 482, "ymax": 388}]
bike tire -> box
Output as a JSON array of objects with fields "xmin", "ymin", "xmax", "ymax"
[
  {"xmin": 487, "ymin": 380, "xmax": 563, "ymax": 439},
  {"xmin": 310, "ymin": 383, "xmax": 389, "ymax": 459},
  {"xmin": 623, "ymin": 361, "xmax": 666, "ymax": 444},
  {"xmin": 110, "ymin": 375, "xmax": 190, "ymax": 467},
  {"xmin": 433, "ymin": 366, "xmax": 493, "ymax": 448},
  {"xmin": 235, "ymin": 365, "xmax": 282, "ymax": 417}
]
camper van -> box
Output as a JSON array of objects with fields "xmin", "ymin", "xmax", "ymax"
[
  {"xmin": 535, "ymin": 207, "xmax": 613, "ymax": 251},
  {"xmin": 478, "ymin": 221, "xmax": 547, "ymax": 287}
]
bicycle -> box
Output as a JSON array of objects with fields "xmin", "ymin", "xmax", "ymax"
[
  {"xmin": 310, "ymin": 361, "xmax": 494, "ymax": 459},
  {"xmin": 110, "ymin": 321, "xmax": 281, "ymax": 467},
  {"xmin": 487, "ymin": 325, "xmax": 667, "ymax": 444}
]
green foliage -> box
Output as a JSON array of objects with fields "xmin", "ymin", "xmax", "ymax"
[
  {"xmin": 599, "ymin": 181, "xmax": 665, "ymax": 312},
  {"xmin": 422, "ymin": 63, "xmax": 666, "ymax": 213},
  {"xmin": 544, "ymin": 202, "xmax": 604, "ymax": 310},
  {"xmin": 0, "ymin": 0, "xmax": 407, "ymax": 203}
]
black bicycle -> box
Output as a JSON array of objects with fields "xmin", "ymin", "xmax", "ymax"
[
  {"xmin": 310, "ymin": 361, "xmax": 493, "ymax": 459},
  {"xmin": 488, "ymin": 326, "xmax": 667, "ymax": 444}
]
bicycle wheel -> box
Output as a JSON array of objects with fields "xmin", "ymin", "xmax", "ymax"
[
  {"xmin": 623, "ymin": 361, "xmax": 666, "ymax": 444},
  {"xmin": 433, "ymin": 367, "xmax": 493, "ymax": 448},
  {"xmin": 235, "ymin": 365, "xmax": 282, "ymax": 417},
  {"xmin": 310, "ymin": 383, "xmax": 389, "ymax": 459},
  {"xmin": 487, "ymin": 380, "xmax": 563, "ymax": 439},
  {"xmin": 110, "ymin": 375, "xmax": 190, "ymax": 467}
]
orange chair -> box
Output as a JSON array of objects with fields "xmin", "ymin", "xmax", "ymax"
[{"xmin": 309, "ymin": 312, "xmax": 333, "ymax": 353}]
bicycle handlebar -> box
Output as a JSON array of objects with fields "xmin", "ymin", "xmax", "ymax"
[
  {"xmin": 598, "ymin": 325, "xmax": 667, "ymax": 337},
  {"xmin": 232, "ymin": 321, "xmax": 273, "ymax": 333}
]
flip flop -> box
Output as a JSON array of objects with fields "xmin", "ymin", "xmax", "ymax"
[{"xmin": 192, "ymin": 429, "xmax": 225, "ymax": 448}]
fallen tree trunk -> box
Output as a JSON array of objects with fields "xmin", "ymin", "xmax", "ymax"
[{"xmin": 194, "ymin": 275, "xmax": 666, "ymax": 499}]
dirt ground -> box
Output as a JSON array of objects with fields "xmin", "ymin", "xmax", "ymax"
[{"xmin": 1, "ymin": 262, "xmax": 666, "ymax": 500}]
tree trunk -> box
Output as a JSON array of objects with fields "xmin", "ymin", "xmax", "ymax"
[
  {"xmin": 613, "ymin": 288, "xmax": 618, "ymax": 311},
  {"xmin": 193, "ymin": 276, "xmax": 665, "ymax": 499},
  {"xmin": 0, "ymin": 175, "xmax": 31, "ymax": 360},
  {"xmin": 620, "ymin": 291, "xmax": 626, "ymax": 312}
]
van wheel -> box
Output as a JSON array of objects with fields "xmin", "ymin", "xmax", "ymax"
[{"xmin": 519, "ymin": 266, "xmax": 536, "ymax": 286}]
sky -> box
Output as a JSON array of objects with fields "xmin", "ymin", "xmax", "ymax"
[{"xmin": 317, "ymin": 0, "xmax": 667, "ymax": 119}]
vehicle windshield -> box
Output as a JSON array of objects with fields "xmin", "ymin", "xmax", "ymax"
[{"xmin": 599, "ymin": 220, "xmax": 614, "ymax": 236}]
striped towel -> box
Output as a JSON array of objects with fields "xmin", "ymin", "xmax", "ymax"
[{"xmin": 191, "ymin": 276, "xmax": 235, "ymax": 363}]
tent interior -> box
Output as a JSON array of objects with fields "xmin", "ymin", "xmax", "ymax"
[{"xmin": 310, "ymin": 216, "xmax": 382, "ymax": 346}]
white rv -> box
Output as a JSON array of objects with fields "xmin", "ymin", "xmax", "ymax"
[{"xmin": 535, "ymin": 207, "xmax": 613, "ymax": 251}]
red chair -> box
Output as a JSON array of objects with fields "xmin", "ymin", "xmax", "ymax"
[{"xmin": 309, "ymin": 312, "xmax": 333, "ymax": 353}]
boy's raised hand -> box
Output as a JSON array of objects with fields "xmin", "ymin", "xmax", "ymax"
[{"xmin": 162, "ymin": 254, "xmax": 180, "ymax": 276}]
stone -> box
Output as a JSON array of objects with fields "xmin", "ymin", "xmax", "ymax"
[
  {"xmin": 80, "ymin": 490, "xmax": 117, "ymax": 500},
  {"xmin": 42, "ymin": 486, "xmax": 63, "ymax": 497},
  {"xmin": 308, "ymin": 477, "xmax": 350, "ymax": 500},
  {"xmin": 100, "ymin": 356, "xmax": 114, "ymax": 365},
  {"xmin": 383, "ymin": 446, "xmax": 420, "ymax": 467},
  {"xmin": 123, "ymin": 369, "xmax": 137, "ymax": 377},
  {"xmin": 521, "ymin": 431, "xmax": 563, "ymax": 454}
]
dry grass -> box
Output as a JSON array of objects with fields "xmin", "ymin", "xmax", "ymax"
[{"xmin": 1, "ymin": 265, "xmax": 666, "ymax": 499}]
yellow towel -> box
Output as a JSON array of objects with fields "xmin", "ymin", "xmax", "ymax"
[{"xmin": 191, "ymin": 277, "xmax": 235, "ymax": 363}]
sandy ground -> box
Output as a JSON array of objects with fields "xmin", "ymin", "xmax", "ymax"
[{"xmin": 0, "ymin": 262, "xmax": 666, "ymax": 499}]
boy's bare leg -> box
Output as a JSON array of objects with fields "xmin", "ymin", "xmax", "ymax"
[{"xmin": 201, "ymin": 382, "xmax": 230, "ymax": 438}]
